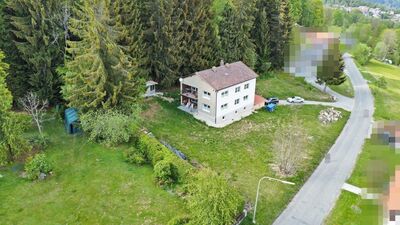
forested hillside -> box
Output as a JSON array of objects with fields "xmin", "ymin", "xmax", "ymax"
[{"xmin": 324, "ymin": 0, "xmax": 400, "ymax": 8}]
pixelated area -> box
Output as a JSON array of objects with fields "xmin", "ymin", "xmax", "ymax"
[
  {"xmin": 382, "ymin": 167, "xmax": 400, "ymax": 224},
  {"xmin": 372, "ymin": 121, "xmax": 400, "ymax": 152},
  {"xmin": 285, "ymin": 28, "xmax": 340, "ymax": 82}
]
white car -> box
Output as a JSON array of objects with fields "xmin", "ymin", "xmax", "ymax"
[{"xmin": 287, "ymin": 96, "xmax": 304, "ymax": 103}]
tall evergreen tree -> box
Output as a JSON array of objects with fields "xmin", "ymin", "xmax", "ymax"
[
  {"xmin": 218, "ymin": 0, "xmax": 256, "ymax": 68},
  {"xmin": 176, "ymin": 0, "xmax": 219, "ymax": 75},
  {"xmin": 278, "ymin": 0, "xmax": 293, "ymax": 69},
  {"xmin": 252, "ymin": 3, "xmax": 270, "ymax": 72},
  {"xmin": 5, "ymin": 0, "xmax": 65, "ymax": 103},
  {"xmin": 316, "ymin": 44, "xmax": 346, "ymax": 91},
  {"xmin": 113, "ymin": 0, "xmax": 149, "ymax": 79},
  {"xmin": 63, "ymin": 0, "xmax": 144, "ymax": 112},
  {"xmin": 148, "ymin": 0, "xmax": 182, "ymax": 87}
]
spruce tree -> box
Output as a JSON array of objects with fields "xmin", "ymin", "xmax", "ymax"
[
  {"xmin": 5, "ymin": 0, "xmax": 65, "ymax": 103},
  {"xmin": 316, "ymin": 45, "xmax": 346, "ymax": 91},
  {"xmin": 252, "ymin": 4, "xmax": 270, "ymax": 72},
  {"xmin": 176, "ymin": 0, "xmax": 219, "ymax": 75},
  {"xmin": 148, "ymin": 0, "xmax": 183, "ymax": 87},
  {"xmin": 218, "ymin": 0, "xmax": 256, "ymax": 68},
  {"xmin": 63, "ymin": 0, "xmax": 144, "ymax": 112},
  {"xmin": 278, "ymin": 0, "xmax": 292, "ymax": 69},
  {"xmin": 113, "ymin": 0, "xmax": 149, "ymax": 78}
]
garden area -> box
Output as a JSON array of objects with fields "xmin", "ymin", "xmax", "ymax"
[
  {"xmin": 326, "ymin": 60, "xmax": 400, "ymax": 225},
  {"xmin": 0, "ymin": 120, "xmax": 188, "ymax": 224}
]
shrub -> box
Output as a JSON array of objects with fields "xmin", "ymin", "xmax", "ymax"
[
  {"xmin": 27, "ymin": 134, "xmax": 50, "ymax": 151},
  {"xmin": 136, "ymin": 134, "xmax": 194, "ymax": 183},
  {"xmin": 81, "ymin": 110, "xmax": 140, "ymax": 146},
  {"xmin": 374, "ymin": 76, "xmax": 387, "ymax": 89},
  {"xmin": 167, "ymin": 215, "xmax": 190, "ymax": 225},
  {"xmin": 123, "ymin": 147, "xmax": 146, "ymax": 165},
  {"xmin": 25, "ymin": 153, "xmax": 53, "ymax": 180},
  {"xmin": 353, "ymin": 43, "xmax": 372, "ymax": 65},
  {"xmin": 154, "ymin": 159, "xmax": 179, "ymax": 186},
  {"xmin": 187, "ymin": 169, "xmax": 242, "ymax": 225}
]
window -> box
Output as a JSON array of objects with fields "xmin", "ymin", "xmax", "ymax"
[
  {"xmin": 221, "ymin": 103, "xmax": 228, "ymax": 110},
  {"xmin": 222, "ymin": 116, "xmax": 225, "ymax": 120},
  {"xmin": 235, "ymin": 86, "xmax": 240, "ymax": 93},
  {"xmin": 243, "ymin": 95, "xmax": 249, "ymax": 101},
  {"xmin": 244, "ymin": 83, "xmax": 249, "ymax": 89},
  {"xmin": 202, "ymin": 104, "xmax": 210, "ymax": 112},
  {"xmin": 234, "ymin": 98, "xmax": 240, "ymax": 105},
  {"xmin": 221, "ymin": 90, "xmax": 229, "ymax": 97},
  {"xmin": 203, "ymin": 91, "xmax": 211, "ymax": 99}
]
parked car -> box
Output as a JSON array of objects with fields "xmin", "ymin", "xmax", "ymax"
[
  {"xmin": 265, "ymin": 97, "xmax": 279, "ymax": 105},
  {"xmin": 287, "ymin": 96, "xmax": 304, "ymax": 103}
]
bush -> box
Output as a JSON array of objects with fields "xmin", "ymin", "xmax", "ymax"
[
  {"xmin": 167, "ymin": 215, "xmax": 190, "ymax": 225},
  {"xmin": 81, "ymin": 110, "xmax": 139, "ymax": 146},
  {"xmin": 374, "ymin": 76, "xmax": 387, "ymax": 89},
  {"xmin": 24, "ymin": 153, "xmax": 53, "ymax": 180},
  {"xmin": 154, "ymin": 159, "xmax": 179, "ymax": 186},
  {"xmin": 27, "ymin": 134, "xmax": 50, "ymax": 151},
  {"xmin": 136, "ymin": 134, "xmax": 193, "ymax": 184},
  {"xmin": 123, "ymin": 147, "xmax": 146, "ymax": 165},
  {"xmin": 187, "ymin": 169, "xmax": 242, "ymax": 225}
]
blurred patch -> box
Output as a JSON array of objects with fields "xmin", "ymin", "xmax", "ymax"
[{"xmin": 372, "ymin": 121, "xmax": 400, "ymax": 152}]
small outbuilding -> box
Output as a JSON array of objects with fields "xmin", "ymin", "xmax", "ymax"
[
  {"xmin": 144, "ymin": 80, "xmax": 159, "ymax": 97},
  {"xmin": 64, "ymin": 108, "xmax": 80, "ymax": 134}
]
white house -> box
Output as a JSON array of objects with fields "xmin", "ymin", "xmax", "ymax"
[{"xmin": 179, "ymin": 61, "xmax": 258, "ymax": 128}]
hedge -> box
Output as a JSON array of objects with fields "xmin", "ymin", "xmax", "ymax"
[{"xmin": 137, "ymin": 134, "xmax": 194, "ymax": 184}]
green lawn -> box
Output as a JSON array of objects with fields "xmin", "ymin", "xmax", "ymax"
[
  {"xmin": 326, "ymin": 61, "xmax": 400, "ymax": 225},
  {"xmin": 256, "ymin": 72, "xmax": 332, "ymax": 102},
  {"xmin": 329, "ymin": 77, "xmax": 354, "ymax": 98},
  {"xmin": 144, "ymin": 98, "xmax": 349, "ymax": 225},
  {"xmin": 0, "ymin": 120, "xmax": 187, "ymax": 225}
]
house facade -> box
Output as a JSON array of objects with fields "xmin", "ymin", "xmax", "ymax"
[{"xmin": 179, "ymin": 61, "xmax": 258, "ymax": 128}]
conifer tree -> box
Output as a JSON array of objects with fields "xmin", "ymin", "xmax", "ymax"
[
  {"xmin": 176, "ymin": 0, "xmax": 219, "ymax": 75},
  {"xmin": 218, "ymin": 0, "xmax": 256, "ymax": 68},
  {"xmin": 63, "ymin": 0, "xmax": 144, "ymax": 112},
  {"xmin": 317, "ymin": 45, "xmax": 346, "ymax": 91},
  {"xmin": 5, "ymin": 0, "xmax": 65, "ymax": 103},
  {"xmin": 148, "ymin": 0, "xmax": 183, "ymax": 87},
  {"xmin": 252, "ymin": 4, "xmax": 270, "ymax": 72},
  {"xmin": 278, "ymin": 0, "xmax": 292, "ymax": 69},
  {"xmin": 113, "ymin": 0, "xmax": 149, "ymax": 79}
]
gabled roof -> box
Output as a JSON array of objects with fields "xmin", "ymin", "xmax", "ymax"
[{"xmin": 189, "ymin": 61, "xmax": 258, "ymax": 91}]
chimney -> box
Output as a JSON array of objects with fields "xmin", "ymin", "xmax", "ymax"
[
  {"xmin": 220, "ymin": 59, "xmax": 224, "ymax": 67},
  {"xmin": 211, "ymin": 66, "xmax": 217, "ymax": 72}
]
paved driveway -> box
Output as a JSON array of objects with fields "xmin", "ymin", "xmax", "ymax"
[{"xmin": 272, "ymin": 53, "xmax": 374, "ymax": 225}]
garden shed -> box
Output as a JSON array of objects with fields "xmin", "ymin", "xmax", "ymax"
[{"xmin": 64, "ymin": 108, "xmax": 80, "ymax": 134}]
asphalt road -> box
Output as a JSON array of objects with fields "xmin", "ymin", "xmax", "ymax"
[{"xmin": 272, "ymin": 54, "xmax": 374, "ymax": 225}]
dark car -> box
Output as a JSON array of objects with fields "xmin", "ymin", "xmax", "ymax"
[{"xmin": 265, "ymin": 97, "xmax": 279, "ymax": 105}]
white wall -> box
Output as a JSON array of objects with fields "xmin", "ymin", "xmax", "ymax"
[{"xmin": 215, "ymin": 78, "xmax": 256, "ymax": 125}]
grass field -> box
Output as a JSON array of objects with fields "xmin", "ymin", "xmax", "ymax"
[
  {"xmin": 144, "ymin": 98, "xmax": 349, "ymax": 224},
  {"xmin": 256, "ymin": 72, "xmax": 332, "ymax": 102},
  {"xmin": 0, "ymin": 120, "xmax": 187, "ymax": 225},
  {"xmin": 329, "ymin": 77, "xmax": 354, "ymax": 98},
  {"xmin": 326, "ymin": 60, "xmax": 400, "ymax": 225}
]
